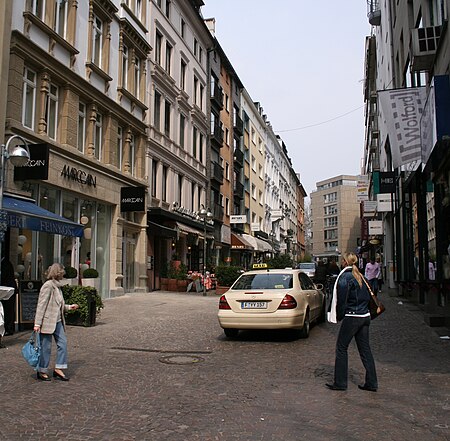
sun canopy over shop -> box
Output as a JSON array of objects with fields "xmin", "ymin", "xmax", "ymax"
[{"xmin": 3, "ymin": 196, "xmax": 84, "ymax": 237}]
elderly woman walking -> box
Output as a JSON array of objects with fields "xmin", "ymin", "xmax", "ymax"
[{"xmin": 34, "ymin": 263, "xmax": 78, "ymax": 381}]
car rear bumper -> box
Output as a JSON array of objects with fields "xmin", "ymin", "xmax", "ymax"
[{"xmin": 218, "ymin": 311, "xmax": 304, "ymax": 330}]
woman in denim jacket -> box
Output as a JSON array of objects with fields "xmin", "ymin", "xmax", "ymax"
[{"xmin": 326, "ymin": 252, "xmax": 378, "ymax": 392}]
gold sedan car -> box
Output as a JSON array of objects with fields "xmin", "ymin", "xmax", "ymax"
[{"xmin": 218, "ymin": 267, "xmax": 325, "ymax": 338}]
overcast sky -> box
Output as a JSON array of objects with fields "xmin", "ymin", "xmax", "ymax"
[{"xmin": 201, "ymin": 0, "xmax": 373, "ymax": 198}]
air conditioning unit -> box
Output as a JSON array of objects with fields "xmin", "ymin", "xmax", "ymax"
[{"xmin": 411, "ymin": 26, "xmax": 441, "ymax": 71}]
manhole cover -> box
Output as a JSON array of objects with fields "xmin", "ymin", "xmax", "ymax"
[{"xmin": 159, "ymin": 355, "xmax": 204, "ymax": 365}]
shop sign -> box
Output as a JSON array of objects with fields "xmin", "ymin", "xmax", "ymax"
[
  {"xmin": 357, "ymin": 175, "xmax": 369, "ymax": 201},
  {"xmin": 61, "ymin": 165, "xmax": 97, "ymax": 187},
  {"xmin": 379, "ymin": 172, "xmax": 396, "ymax": 194},
  {"xmin": 368, "ymin": 220, "xmax": 383, "ymax": 235},
  {"xmin": 14, "ymin": 143, "xmax": 49, "ymax": 181},
  {"xmin": 363, "ymin": 200, "xmax": 377, "ymax": 215},
  {"xmin": 120, "ymin": 186, "xmax": 145, "ymax": 212},
  {"xmin": 377, "ymin": 194, "xmax": 393, "ymax": 212},
  {"xmin": 230, "ymin": 214, "xmax": 246, "ymax": 223}
]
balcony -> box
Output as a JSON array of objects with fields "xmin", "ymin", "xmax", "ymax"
[
  {"xmin": 211, "ymin": 161, "xmax": 224, "ymax": 185},
  {"xmin": 213, "ymin": 203, "xmax": 224, "ymax": 221},
  {"xmin": 211, "ymin": 124, "xmax": 224, "ymax": 148},
  {"xmin": 411, "ymin": 26, "xmax": 441, "ymax": 72},
  {"xmin": 210, "ymin": 84, "xmax": 224, "ymax": 110},
  {"xmin": 233, "ymin": 181, "xmax": 244, "ymax": 199},
  {"xmin": 233, "ymin": 148, "xmax": 244, "ymax": 168},
  {"xmin": 233, "ymin": 114, "xmax": 244, "ymax": 136}
]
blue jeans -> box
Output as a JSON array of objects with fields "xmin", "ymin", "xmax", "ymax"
[
  {"xmin": 368, "ymin": 278, "xmax": 378, "ymax": 294},
  {"xmin": 38, "ymin": 321, "xmax": 68, "ymax": 373},
  {"xmin": 334, "ymin": 316, "xmax": 377, "ymax": 389}
]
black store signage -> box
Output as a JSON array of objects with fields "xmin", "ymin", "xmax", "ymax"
[
  {"xmin": 19, "ymin": 280, "xmax": 43, "ymax": 324},
  {"xmin": 121, "ymin": 186, "xmax": 145, "ymax": 212},
  {"xmin": 14, "ymin": 143, "xmax": 49, "ymax": 181},
  {"xmin": 379, "ymin": 172, "xmax": 396, "ymax": 194}
]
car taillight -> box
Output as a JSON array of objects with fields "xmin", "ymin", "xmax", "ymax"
[
  {"xmin": 219, "ymin": 295, "xmax": 231, "ymax": 309},
  {"xmin": 278, "ymin": 294, "xmax": 297, "ymax": 309}
]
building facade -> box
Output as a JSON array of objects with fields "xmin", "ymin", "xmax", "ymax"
[{"xmin": 310, "ymin": 175, "xmax": 360, "ymax": 261}]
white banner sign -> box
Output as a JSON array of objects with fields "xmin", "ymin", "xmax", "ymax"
[
  {"xmin": 357, "ymin": 175, "xmax": 369, "ymax": 202},
  {"xmin": 230, "ymin": 215, "xmax": 246, "ymax": 224},
  {"xmin": 377, "ymin": 193, "xmax": 393, "ymax": 212},
  {"xmin": 368, "ymin": 220, "xmax": 383, "ymax": 235},
  {"xmin": 378, "ymin": 87, "xmax": 427, "ymax": 168},
  {"xmin": 363, "ymin": 200, "xmax": 378, "ymax": 215}
]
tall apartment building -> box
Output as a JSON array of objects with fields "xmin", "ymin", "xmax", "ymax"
[
  {"xmin": 310, "ymin": 175, "xmax": 360, "ymax": 261},
  {"xmin": 2, "ymin": 0, "xmax": 151, "ymax": 298}
]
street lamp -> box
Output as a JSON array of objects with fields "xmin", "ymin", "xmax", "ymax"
[
  {"xmin": 198, "ymin": 206, "xmax": 213, "ymax": 297},
  {"xmin": 0, "ymin": 135, "xmax": 30, "ymax": 239}
]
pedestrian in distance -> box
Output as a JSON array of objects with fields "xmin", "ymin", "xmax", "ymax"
[
  {"xmin": 365, "ymin": 256, "xmax": 380, "ymax": 295},
  {"xmin": 33, "ymin": 263, "xmax": 79, "ymax": 381},
  {"xmin": 428, "ymin": 258, "xmax": 436, "ymax": 281},
  {"xmin": 1, "ymin": 256, "xmax": 18, "ymax": 339},
  {"xmin": 326, "ymin": 252, "xmax": 378, "ymax": 392},
  {"xmin": 376, "ymin": 256, "xmax": 384, "ymax": 293}
]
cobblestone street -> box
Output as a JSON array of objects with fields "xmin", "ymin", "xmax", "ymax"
[{"xmin": 1, "ymin": 289, "xmax": 449, "ymax": 441}]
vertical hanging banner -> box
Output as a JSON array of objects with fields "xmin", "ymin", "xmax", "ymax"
[{"xmin": 378, "ymin": 87, "xmax": 427, "ymax": 168}]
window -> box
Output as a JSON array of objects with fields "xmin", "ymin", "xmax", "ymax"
[
  {"xmin": 180, "ymin": 59, "xmax": 186, "ymax": 90},
  {"xmin": 151, "ymin": 160, "xmax": 158, "ymax": 198},
  {"xmin": 22, "ymin": 67, "xmax": 36, "ymax": 130},
  {"xmin": 258, "ymin": 138, "xmax": 263, "ymax": 152},
  {"xmin": 54, "ymin": 0, "xmax": 68, "ymax": 38},
  {"xmin": 156, "ymin": 0, "xmax": 162, "ymax": 7},
  {"xmin": 31, "ymin": 0, "xmax": 45, "ymax": 20},
  {"xmin": 46, "ymin": 83, "xmax": 58, "ymax": 140},
  {"xmin": 179, "ymin": 114, "xmax": 185, "ymax": 148},
  {"xmin": 199, "ymin": 84, "xmax": 204, "ymax": 110},
  {"xmin": 225, "ymin": 162, "xmax": 230, "ymax": 180},
  {"xmin": 324, "ymin": 192, "xmax": 337, "ymax": 203},
  {"xmin": 259, "ymin": 190, "xmax": 263, "ymax": 205},
  {"xmin": 225, "ymin": 128, "xmax": 229, "ymax": 145},
  {"xmin": 178, "ymin": 174, "xmax": 183, "ymax": 204},
  {"xmin": 94, "ymin": 112, "xmax": 102, "ymax": 160},
  {"xmin": 128, "ymin": 133, "xmax": 135, "ymax": 175},
  {"xmin": 251, "ymin": 155, "xmax": 256, "ymax": 172},
  {"xmin": 165, "ymin": 42, "xmax": 172, "ymax": 75},
  {"xmin": 224, "ymin": 94, "xmax": 229, "ymax": 112},
  {"xmin": 193, "ymin": 38, "xmax": 198, "ymax": 57},
  {"xmin": 259, "ymin": 164, "xmax": 263, "ymax": 179},
  {"xmin": 162, "ymin": 165, "xmax": 168, "ymax": 201},
  {"xmin": 199, "ymin": 133, "xmax": 203, "ymax": 163},
  {"xmin": 225, "ymin": 198, "xmax": 230, "ymax": 216},
  {"xmin": 134, "ymin": 56, "xmax": 141, "ymax": 97},
  {"xmin": 122, "ymin": 45, "xmax": 129, "ymax": 88},
  {"xmin": 165, "ymin": 0, "xmax": 170, "ymax": 18},
  {"xmin": 193, "ymin": 127, "xmax": 197, "ymax": 158},
  {"xmin": 154, "ymin": 90, "xmax": 161, "ymax": 130},
  {"xmin": 193, "ymin": 76, "xmax": 198, "ymax": 105},
  {"xmin": 180, "ymin": 18, "xmax": 185, "ymax": 38},
  {"xmin": 78, "ymin": 102, "xmax": 86, "ymax": 153},
  {"xmin": 136, "ymin": 0, "xmax": 142, "ymax": 20},
  {"xmin": 155, "ymin": 31, "xmax": 162, "ymax": 65},
  {"xmin": 199, "ymin": 47, "xmax": 203, "ymax": 64},
  {"xmin": 251, "ymin": 184, "xmax": 256, "ymax": 199},
  {"xmin": 117, "ymin": 126, "xmax": 123, "ymax": 169},
  {"xmin": 164, "ymin": 100, "xmax": 171, "ymax": 137},
  {"xmin": 92, "ymin": 14, "xmax": 103, "ymax": 66}
]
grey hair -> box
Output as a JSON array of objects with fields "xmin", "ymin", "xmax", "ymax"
[{"xmin": 46, "ymin": 263, "xmax": 65, "ymax": 280}]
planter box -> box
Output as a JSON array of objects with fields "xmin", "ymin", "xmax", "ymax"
[
  {"xmin": 61, "ymin": 278, "xmax": 78, "ymax": 286},
  {"xmin": 160, "ymin": 278, "xmax": 169, "ymax": 291},
  {"xmin": 177, "ymin": 279, "xmax": 189, "ymax": 292},
  {"xmin": 167, "ymin": 278, "xmax": 178, "ymax": 291},
  {"xmin": 81, "ymin": 278, "xmax": 100, "ymax": 291}
]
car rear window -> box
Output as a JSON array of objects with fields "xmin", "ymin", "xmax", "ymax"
[
  {"xmin": 299, "ymin": 263, "xmax": 315, "ymax": 270},
  {"xmin": 232, "ymin": 273, "xmax": 293, "ymax": 290}
]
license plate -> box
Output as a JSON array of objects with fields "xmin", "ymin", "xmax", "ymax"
[{"xmin": 241, "ymin": 301, "xmax": 267, "ymax": 309}]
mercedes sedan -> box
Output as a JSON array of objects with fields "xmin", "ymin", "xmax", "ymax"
[{"xmin": 218, "ymin": 268, "xmax": 325, "ymax": 339}]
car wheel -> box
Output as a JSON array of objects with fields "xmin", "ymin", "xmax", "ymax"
[
  {"xmin": 300, "ymin": 311, "xmax": 310, "ymax": 338},
  {"xmin": 224, "ymin": 328, "xmax": 239, "ymax": 338}
]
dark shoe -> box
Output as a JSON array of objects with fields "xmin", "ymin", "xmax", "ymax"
[
  {"xmin": 358, "ymin": 384, "xmax": 377, "ymax": 392},
  {"xmin": 325, "ymin": 383, "xmax": 347, "ymax": 391},
  {"xmin": 53, "ymin": 370, "xmax": 70, "ymax": 381},
  {"xmin": 36, "ymin": 372, "xmax": 51, "ymax": 381}
]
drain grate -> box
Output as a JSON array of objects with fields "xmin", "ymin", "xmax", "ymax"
[{"xmin": 159, "ymin": 355, "xmax": 205, "ymax": 365}]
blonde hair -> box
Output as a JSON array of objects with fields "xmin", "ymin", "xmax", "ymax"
[
  {"xmin": 46, "ymin": 263, "xmax": 65, "ymax": 280},
  {"xmin": 343, "ymin": 252, "xmax": 363, "ymax": 287}
]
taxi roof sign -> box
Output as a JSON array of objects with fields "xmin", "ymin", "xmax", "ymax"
[{"xmin": 252, "ymin": 263, "xmax": 268, "ymax": 269}]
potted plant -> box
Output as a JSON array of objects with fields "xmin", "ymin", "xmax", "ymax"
[
  {"xmin": 160, "ymin": 260, "xmax": 169, "ymax": 290},
  {"xmin": 81, "ymin": 267, "xmax": 100, "ymax": 291},
  {"xmin": 62, "ymin": 266, "xmax": 78, "ymax": 286},
  {"xmin": 176, "ymin": 263, "xmax": 189, "ymax": 292},
  {"xmin": 215, "ymin": 265, "xmax": 242, "ymax": 295},
  {"xmin": 62, "ymin": 285, "xmax": 104, "ymax": 327},
  {"xmin": 167, "ymin": 262, "xmax": 178, "ymax": 291}
]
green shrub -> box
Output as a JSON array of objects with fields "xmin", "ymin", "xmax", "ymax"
[
  {"xmin": 83, "ymin": 268, "xmax": 99, "ymax": 278},
  {"xmin": 266, "ymin": 254, "xmax": 293, "ymax": 269},
  {"xmin": 64, "ymin": 266, "xmax": 78, "ymax": 278},
  {"xmin": 62, "ymin": 285, "xmax": 104, "ymax": 325},
  {"xmin": 215, "ymin": 265, "xmax": 241, "ymax": 286}
]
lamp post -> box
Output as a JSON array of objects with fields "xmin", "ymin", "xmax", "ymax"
[
  {"xmin": 198, "ymin": 206, "xmax": 213, "ymax": 296},
  {"xmin": 0, "ymin": 135, "xmax": 30, "ymax": 294}
]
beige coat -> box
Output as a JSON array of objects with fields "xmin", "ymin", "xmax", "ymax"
[{"xmin": 34, "ymin": 279, "xmax": 69, "ymax": 334}]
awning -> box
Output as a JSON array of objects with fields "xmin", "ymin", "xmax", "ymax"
[
  {"xmin": 3, "ymin": 196, "xmax": 84, "ymax": 237},
  {"xmin": 147, "ymin": 220, "xmax": 178, "ymax": 239},
  {"xmin": 242, "ymin": 233, "xmax": 272, "ymax": 252},
  {"xmin": 231, "ymin": 233, "xmax": 254, "ymax": 250},
  {"xmin": 176, "ymin": 222, "xmax": 214, "ymax": 240}
]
